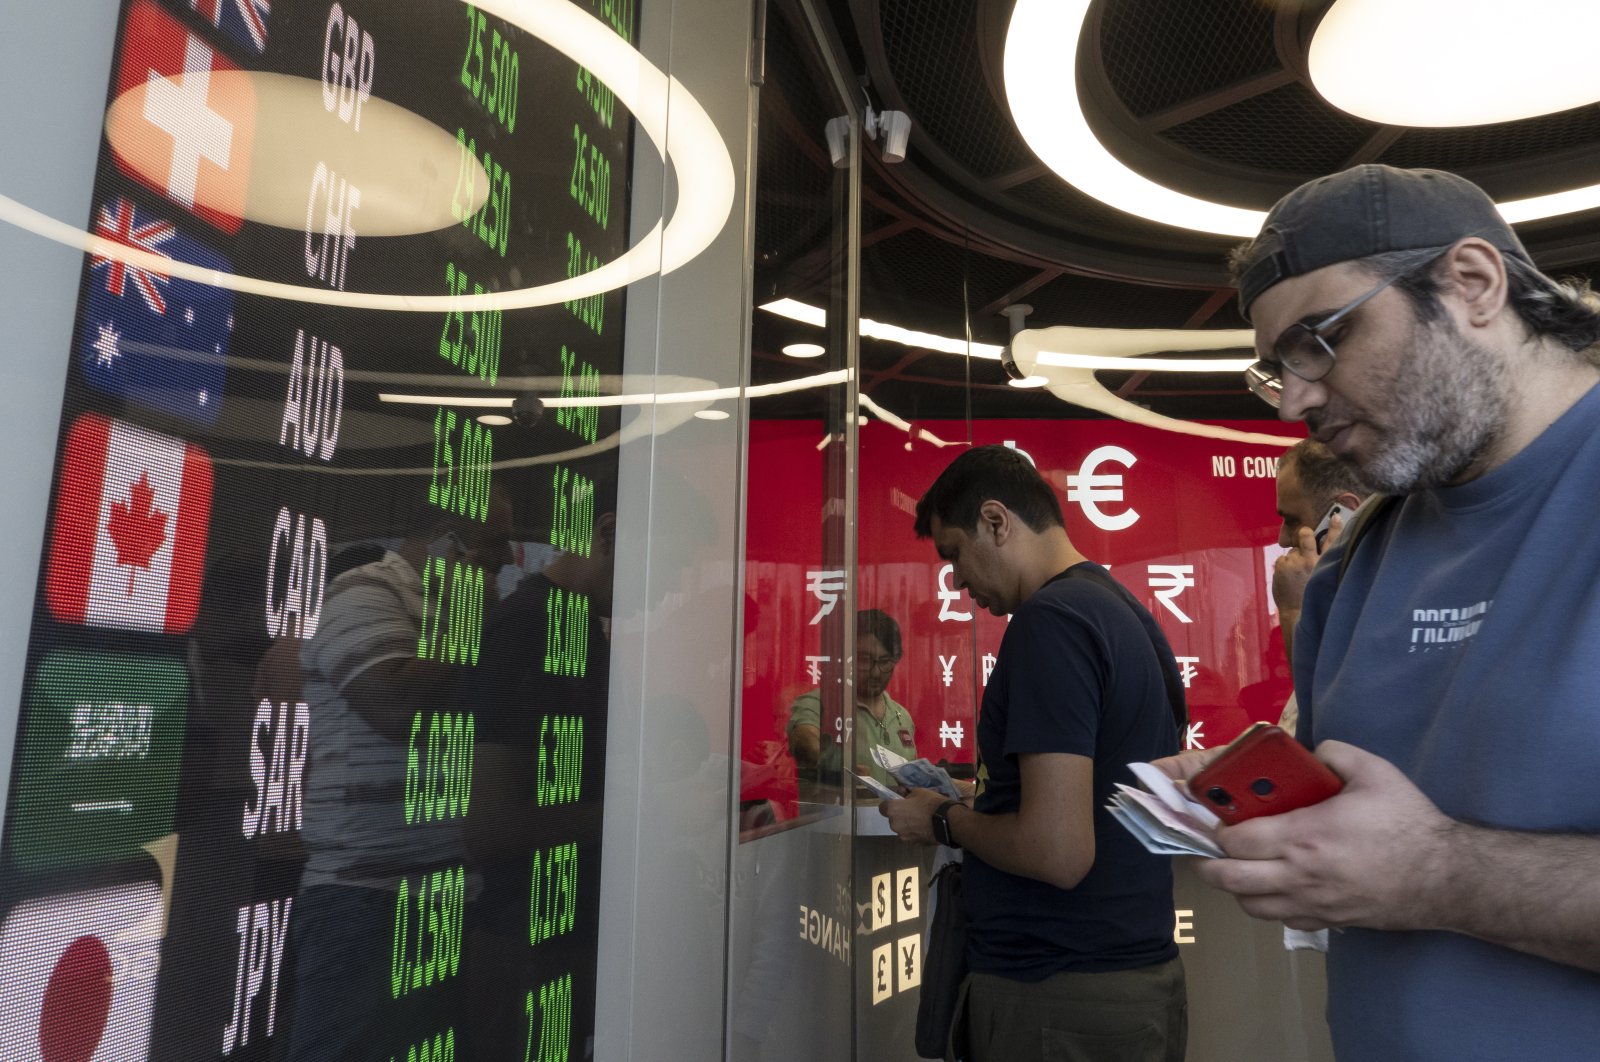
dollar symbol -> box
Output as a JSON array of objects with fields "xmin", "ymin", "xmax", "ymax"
[{"xmin": 877, "ymin": 880, "xmax": 888, "ymax": 916}]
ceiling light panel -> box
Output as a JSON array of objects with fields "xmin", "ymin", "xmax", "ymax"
[{"xmin": 1310, "ymin": 0, "xmax": 1600, "ymax": 127}]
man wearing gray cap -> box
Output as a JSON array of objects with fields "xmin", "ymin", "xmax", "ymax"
[{"xmin": 1157, "ymin": 164, "xmax": 1600, "ymax": 1059}]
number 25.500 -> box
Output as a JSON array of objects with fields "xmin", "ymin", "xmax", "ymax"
[{"xmin": 459, "ymin": 6, "xmax": 519, "ymax": 131}]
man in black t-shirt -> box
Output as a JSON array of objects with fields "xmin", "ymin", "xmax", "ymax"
[{"xmin": 883, "ymin": 445, "xmax": 1186, "ymax": 1062}]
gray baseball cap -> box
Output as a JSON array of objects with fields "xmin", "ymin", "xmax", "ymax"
[{"xmin": 1236, "ymin": 164, "xmax": 1531, "ymax": 320}]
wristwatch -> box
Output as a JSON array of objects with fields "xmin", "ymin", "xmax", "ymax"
[{"xmin": 931, "ymin": 800, "xmax": 963, "ymax": 849}]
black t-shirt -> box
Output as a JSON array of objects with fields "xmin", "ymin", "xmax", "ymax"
[{"xmin": 966, "ymin": 563, "xmax": 1180, "ymax": 979}]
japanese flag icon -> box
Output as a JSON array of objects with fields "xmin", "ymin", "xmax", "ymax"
[
  {"xmin": 106, "ymin": 0, "xmax": 256, "ymax": 234},
  {"xmin": 0, "ymin": 882, "xmax": 163, "ymax": 1062},
  {"xmin": 46, "ymin": 414, "xmax": 213, "ymax": 635}
]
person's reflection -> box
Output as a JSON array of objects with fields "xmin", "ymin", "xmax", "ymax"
[
  {"xmin": 786, "ymin": 610, "xmax": 915, "ymax": 795},
  {"xmin": 460, "ymin": 492, "xmax": 616, "ymax": 1062},
  {"xmin": 280, "ymin": 499, "xmax": 511, "ymax": 1062}
]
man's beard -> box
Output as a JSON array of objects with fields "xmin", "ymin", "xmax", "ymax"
[{"xmin": 1319, "ymin": 316, "xmax": 1509, "ymax": 494}]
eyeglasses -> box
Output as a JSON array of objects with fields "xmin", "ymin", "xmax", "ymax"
[
  {"xmin": 859, "ymin": 655, "xmax": 900, "ymax": 673},
  {"xmin": 1245, "ymin": 260, "xmax": 1430, "ymax": 409}
]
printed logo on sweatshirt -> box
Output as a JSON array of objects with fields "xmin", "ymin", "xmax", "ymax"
[{"xmin": 1408, "ymin": 600, "xmax": 1492, "ymax": 652}]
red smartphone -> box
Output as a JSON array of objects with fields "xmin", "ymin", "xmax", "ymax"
[{"xmin": 1190, "ymin": 723, "xmax": 1343, "ymax": 824}]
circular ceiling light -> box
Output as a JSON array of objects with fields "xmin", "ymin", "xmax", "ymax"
[
  {"xmin": 0, "ymin": 0, "xmax": 734, "ymax": 312},
  {"xmin": 693, "ymin": 409, "xmax": 730, "ymax": 421},
  {"xmin": 1007, "ymin": 375, "xmax": 1049, "ymax": 388},
  {"xmin": 1004, "ymin": 0, "xmax": 1600, "ymax": 233},
  {"xmin": 1310, "ymin": 0, "xmax": 1600, "ymax": 127},
  {"xmin": 782, "ymin": 342, "xmax": 825, "ymax": 358},
  {"xmin": 477, "ymin": 414, "xmax": 513, "ymax": 426}
]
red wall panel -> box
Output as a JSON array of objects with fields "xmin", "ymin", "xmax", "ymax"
[{"xmin": 741, "ymin": 419, "xmax": 1301, "ymax": 811}]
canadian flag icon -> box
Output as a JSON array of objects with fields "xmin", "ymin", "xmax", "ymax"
[
  {"xmin": 0, "ymin": 883, "xmax": 163, "ymax": 1062},
  {"xmin": 46, "ymin": 414, "xmax": 213, "ymax": 635}
]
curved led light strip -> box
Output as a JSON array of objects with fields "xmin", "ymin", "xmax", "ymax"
[
  {"xmin": 228, "ymin": 368, "xmax": 854, "ymax": 475},
  {"xmin": 1004, "ymin": 0, "xmax": 1600, "ymax": 234},
  {"xmin": 377, "ymin": 368, "xmax": 852, "ymax": 410},
  {"xmin": 857, "ymin": 393, "xmax": 958, "ymax": 448},
  {"xmin": 1005, "ymin": 0, "xmax": 1262, "ymax": 237},
  {"xmin": 1310, "ymin": 0, "xmax": 1600, "ymax": 128},
  {"xmin": 0, "ymin": 0, "xmax": 734, "ymax": 311},
  {"xmin": 760, "ymin": 300, "xmax": 1251, "ymax": 372},
  {"xmin": 760, "ymin": 300, "xmax": 1293, "ymax": 445},
  {"xmin": 1012, "ymin": 326, "xmax": 1298, "ymax": 446}
]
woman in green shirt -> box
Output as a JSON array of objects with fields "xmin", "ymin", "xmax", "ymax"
[{"xmin": 787, "ymin": 610, "xmax": 916, "ymax": 789}]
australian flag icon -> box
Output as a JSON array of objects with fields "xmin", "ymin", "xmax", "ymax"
[
  {"xmin": 80, "ymin": 196, "xmax": 232, "ymax": 425},
  {"xmin": 190, "ymin": 0, "xmax": 271, "ymax": 55}
]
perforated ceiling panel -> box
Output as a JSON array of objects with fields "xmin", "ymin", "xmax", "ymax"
[
  {"xmin": 877, "ymin": 0, "xmax": 1036, "ymax": 180},
  {"xmin": 1379, "ymin": 108, "xmax": 1600, "ymax": 174},
  {"xmin": 1161, "ymin": 83, "xmax": 1375, "ymax": 175},
  {"xmin": 1098, "ymin": 0, "xmax": 1279, "ymax": 118}
]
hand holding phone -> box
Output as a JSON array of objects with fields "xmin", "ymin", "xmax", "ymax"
[
  {"xmin": 1190, "ymin": 723, "xmax": 1343, "ymax": 824},
  {"xmin": 1313, "ymin": 502, "xmax": 1352, "ymax": 549}
]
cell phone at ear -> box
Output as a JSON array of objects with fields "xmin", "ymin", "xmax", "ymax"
[
  {"xmin": 1190, "ymin": 723, "xmax": 1343, "ymax": 825},
  {"xmin": 1313, "ymin": 502, "xmax": 1352, "ymax": 549}
]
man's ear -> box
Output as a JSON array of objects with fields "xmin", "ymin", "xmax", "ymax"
[
  {"xmin": 978, "ymin": 500, "xmax": 1010, "ymax": 544},
  {"xmin": 1335, "ymin": 490, "xmax": 1364, "ymax": 512},
  {"xmin": 1440, "ymin": 238, "xmax": 1509, "ymax": 329}
]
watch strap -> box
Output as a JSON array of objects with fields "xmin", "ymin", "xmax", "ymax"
[{"xmin": 933, "ymin": 799, "xmax": 962, "ymax": 849}]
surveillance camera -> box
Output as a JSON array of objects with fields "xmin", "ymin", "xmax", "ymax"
[
  {"xmin": 999, "ymin": 304, "xmax": 1034, "ymax": 379},
  {"xmin": 878, "ymin": 110, "xmax": 911, "ymax": 163},
  {"xmin": 511, "ymin": 393, "xmax": 545, "ymax": 428},
  {"xmin": 825, "ymin": 116, "xmax": 850, "ymax": 169},
  {"xmin": 999, "ymin": 344, "xmax": 1029, "ymax": 381}
]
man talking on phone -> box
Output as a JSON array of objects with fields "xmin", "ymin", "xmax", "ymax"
[
  {"xmin": 1157, "ymin": 165, "xmax": 1600, "ymax": 1060},
  {"xmin": 1270, "ymin": 439, "xmax": 1370, "ymax": 735},
  {"xmin": 885, "ymin": 445, "xmax": 1186, "ymax": 1062},
  {"xmin": 1271, "ymin": 438, "xmax": 1370, "ymax": 669}
]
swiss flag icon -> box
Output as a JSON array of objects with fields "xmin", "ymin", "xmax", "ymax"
[
  {"xmin": 108, "ymin": 0, "xmax": 255, "ymax": 234},
  {"xmin": 46, "ymin": 415, "xmax": 213, "ymax": 635},
  {"xmin": 0, "ymin": 883, "xmax": 162, "ymax": 1062}
]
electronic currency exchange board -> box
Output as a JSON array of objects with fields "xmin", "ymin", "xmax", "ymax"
[{"xmin": 0, "ymin": 1, "xmax": 632, "ymax": 1060}]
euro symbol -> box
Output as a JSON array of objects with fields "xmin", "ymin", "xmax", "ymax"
[
  {"xmin": 901, "ymin": 877, "xmax": 913, "ymax": 911},
  {"xmin": 1065, "ymin": 445, "xmax": 1139, "ymax": 531}
]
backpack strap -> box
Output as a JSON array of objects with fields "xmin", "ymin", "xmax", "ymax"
[{"xmin": 1336, "ymin": 494, "xmax": 1402, "ymax": 585}]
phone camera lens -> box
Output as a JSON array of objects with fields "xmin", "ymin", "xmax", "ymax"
[
  {"xmin": 1204, "ymin": 786, "xmax": 1231, "ymax": 806},
  {"xmin": 1250, "ymin": 777, "xmax": 1275, "ymax": 797}
]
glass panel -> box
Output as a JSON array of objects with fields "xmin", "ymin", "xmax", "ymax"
[
  {"xmin": 0, "ymin": 2, "xmax": 753, "ymax": 1060},
  {"xmin": 732, "ymin": 1, "xmax": 856, "ymax": 1059},
  {"xmin": 595, "ymin": 0, "xmax": 752, "ymax": 1056},
  {"xmin": 843, "ymin": 118, "xmax": 1332, "ymax": 1062}
]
